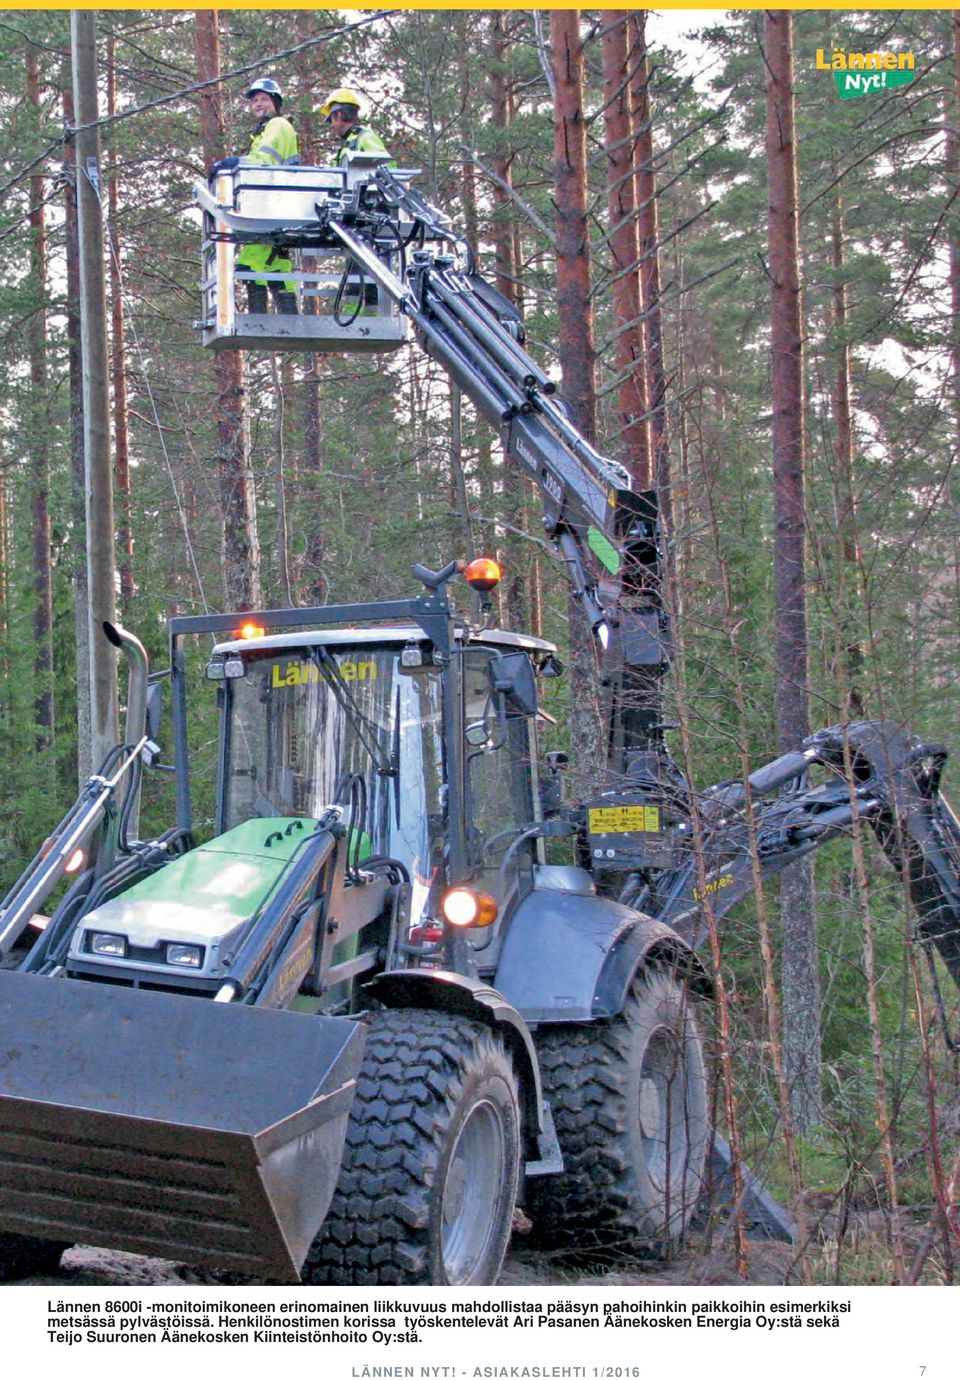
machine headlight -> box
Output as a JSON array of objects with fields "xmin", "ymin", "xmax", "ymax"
[
  {"xmin": 205, "ymin": 655, "xmax": 246, "ymax": 681},
  {"xmin": 441, "ymin": 888, "xmax": 498, "ymax": 928},
  {"xmin": 166, "ymin": 943, "xmax": 203, "ymax": 969},
  {"xmin": 90, "ymin": 932, "xmax": 127, "ymax": 958}
]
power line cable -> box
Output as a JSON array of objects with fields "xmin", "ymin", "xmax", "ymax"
[
  {"xmin": 0, "ymin": 10, "xmax": 397, "ymax": 205},
  {"xmin": 0, "ymin": 180, "xmax": 69, "ymax": 243},
  {"xmin": 66, "ymin": 12, "xmax": 398, "ymax": 137},
  {"xmin": 0, "ymin": 140, "xmax": 66, "ymax": 203}
]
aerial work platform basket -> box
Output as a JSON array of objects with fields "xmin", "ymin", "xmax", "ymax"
[{"xmin": 195, "ymin": 155, "xmax": 423, "ymax": 353}]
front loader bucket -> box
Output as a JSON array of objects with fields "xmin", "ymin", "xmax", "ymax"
[{"xmin": 0, "ymin": 971, "xmax": 364, "ymax": 1281}]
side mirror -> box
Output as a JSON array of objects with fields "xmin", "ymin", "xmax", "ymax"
[
  {"xmin": 539, "ymin": 654, "xmax": 565, "ymax": 679},
  {"xmin": 144, "ymin": 681, "xmax": 164, "ymax": 766},
  {"xmin": 541, "ymin": 751, "xmax": 569, "ymax": 815},
  {"xmin": 146, "ymin": 681, "xmax": 163, "ymax": 741},
  {"xmin": 487, "ymin": 652, "xmax": 538, "ymax": 719}
]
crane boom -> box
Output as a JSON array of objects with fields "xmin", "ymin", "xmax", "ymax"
[
  {"xmin": 319, "ymin": 170, "xmax": 671, "ymax": 775},
  {"xmin": 319, "ymin": 170, "xmax": 960, "ymax": 1010},
  {"xmin": 196, "ymin": 161, "xmax": 960, "ymax": 1013}
]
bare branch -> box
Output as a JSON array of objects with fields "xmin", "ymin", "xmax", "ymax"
[
  {"xmin": 457, "ymin": 143, "xmax": 557, "ymax": 249},
  {"xmin": 532, "ymin": 11, "xmax": 556, "ymax": 102}
]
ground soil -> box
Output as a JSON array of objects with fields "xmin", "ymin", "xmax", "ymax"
[
  {"xmin": 13, "ymin": 1207, "xmax": 957, "ymax": 1288},
  {"xmin": 4, "ymin": 1235, "xmax": 808, "ymax": 1289}
]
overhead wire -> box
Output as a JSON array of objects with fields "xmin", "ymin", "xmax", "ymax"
[
  {"xmin": 0, "ymin": 10, "xmax": 399, "ymax": 205},
  {"xmin": 65, "ymin": 12, "xmax": 400, "ymax": 138},
  {"xmin": 0, "ymin": 180, "xmax": 71, "ymax": 245},
  {"xmin": 0, "ymin": 140, "xmax": 67, "ymax": 203}
]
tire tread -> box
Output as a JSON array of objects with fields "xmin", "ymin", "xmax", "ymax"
[
  {"xmin": 529, "ymin": 969, "xmax": 706, "ymax": 1252},
  {"xmin": 302, "ymin": 1008, "xmax": 517, "ymax": 1285}
]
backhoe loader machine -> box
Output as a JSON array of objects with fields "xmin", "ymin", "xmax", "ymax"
[{"xmin": 1, "ymin": 160, "xmax": 959, "ymax": 1287}]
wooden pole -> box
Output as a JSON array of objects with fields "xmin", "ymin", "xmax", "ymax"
[{"xmin": 71, "ymin": 10, "xmax": 118, "ymax": 772}]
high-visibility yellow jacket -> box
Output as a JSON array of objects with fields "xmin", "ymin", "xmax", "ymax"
[
  {"xmin": 236, "ymin": 115, "xmax": 299, "ymax": 288},
  {"xmin": 335, "ymin": 124, "xmax": 389, "ymax": 165},
  {"xmin": 248, "ymin": 114, "xmax": 299, "ymax": 166}
]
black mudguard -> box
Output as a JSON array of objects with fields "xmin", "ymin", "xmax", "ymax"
[
  {"xmin": 364, "ymin": 969, "xmax": 544, "ymax": 1145},
  {"xmin": 493, "ymin": 888, "xmax": 711, "ymax": 1024}
]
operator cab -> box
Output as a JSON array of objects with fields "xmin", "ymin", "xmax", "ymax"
[{"xmin": 207, "ymin": 624, "xmax": 554, "ymax": 939}]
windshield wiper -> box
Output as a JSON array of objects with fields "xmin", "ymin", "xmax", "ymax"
[{"xmin": 308, "ymin": 647, "xmax": 395, "ymax": 777}]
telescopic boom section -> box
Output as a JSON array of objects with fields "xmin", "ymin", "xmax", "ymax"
[
  {"xmin": 196, "ymin": 163, "xmax": 673, "ymax": 771},
  {"xmin": 323, "ymin": 170, "xmax": 670, "ymax": 774}
]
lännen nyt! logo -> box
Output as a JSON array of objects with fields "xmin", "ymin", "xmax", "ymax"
[{"xmin": 816, "ymin": 47, "xmax": 916, "ymax": 100}]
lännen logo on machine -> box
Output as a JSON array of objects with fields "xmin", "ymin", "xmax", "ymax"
[{"xmin": 817, "ymin": 46, "xmax": 915, "ymax": 100}]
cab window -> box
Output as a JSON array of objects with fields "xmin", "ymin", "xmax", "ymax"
[{"xmin": 461, "ymin": 647, "xmax": 540, "ymax": 899}]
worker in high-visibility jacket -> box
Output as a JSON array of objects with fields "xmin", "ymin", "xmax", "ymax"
[
  {"xmin": 319, "ymin": 87, "xmax": 390, "ymax": 166},
  {"xmin": 320, "ymin": 88, "xmax": 391, "ymax": 316},
  {"xmin": 211, "ymin": 78, "xmax": 299, "ymax": 315}
]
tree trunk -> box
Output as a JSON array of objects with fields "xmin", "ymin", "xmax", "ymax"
[
  {"xmin": 449, "ymin": 386, "xmax": 476, "ymax": 563},
  {"xmin": 457, "ymin": 13, "xmax": 481, "ymax": 251},
  {"xmin": 949, "ymin": 15, "xmax": 960, "ymax": 432},
  {"xmin": 551, "ymin": 10, "xmax": 602, "ymax": 787},
  {"xmin": 299, "ymin": 365, "xmax": 327, "ymax": 606},
  {"xmin": 26, "ymin": 48, "xmax": 54, "ymax": 752},
  {"xmin": 551, "ymin": 11, "xmax": 596, "ymax": 440},
  {"xmin": 488, "ymin": 10, "xmax": 514, "ymax": 305},
  {"xmin": 947, "ymin": 15, "xmax": 960, "ymax": 683},
  {"xmin": 489, "ymin": 12, "xmax": 527, "ymax": 628},
  {"xmin": 0, "ymin": 467, "xmax": 6, "ymax": 652},
  {"xmin": 453, "ymin": 17, "xmax": 492, "ymax": 589},
  {"xmin": 193, "ymin": 10, "xmax": 260, "ymax": 611},
  {"xmin": 765, "ymin": 9, "xmax": 821, "ymax": 1129},
  {"xmin": 602, "ymin": 11, "xmax": 650, "ymax": 489},
  {"xmin": 291, "ymin": 12, "xmax": 321, "ymax": 165},
  {"xmin": 289, "ymin": 12, "xmax": 326, "ymax": 608},
  {"xmin": 631, "ymin": 13, "xmax": 669, "ymax": 518},
  {"xmin": 830, "ymin": 196, "xmax": 864, "ymax": 716},
  {"xmin": 271, "ymin": 355, "xmax": 294, "ymax": 608}
]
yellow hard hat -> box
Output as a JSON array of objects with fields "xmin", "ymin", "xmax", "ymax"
[{"xmin": 320, "ymin": 86, "xmax": 365, "ymax": 120}]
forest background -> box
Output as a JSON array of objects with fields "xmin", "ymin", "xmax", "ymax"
[{"xmin": 1, "ymin": 6, "xmax": 959, "ymax": 1284}]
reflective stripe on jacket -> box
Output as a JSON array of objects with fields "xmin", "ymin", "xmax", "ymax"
[
  {"xmin": 248, "ymin": 115, "xmax": 299, "ymax": 166},
  {"xmin": 336, "ymin": 125, "xmax": 389, "ymax": 165}
]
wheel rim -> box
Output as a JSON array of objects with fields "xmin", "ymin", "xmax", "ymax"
[
  {"xmin": 636, "ymin": 1025, "xmax": 689, "ymax": 1191},
  {"xmin": 440, "ymin": 1098, "xmax": 506, "ymax": 1283}
]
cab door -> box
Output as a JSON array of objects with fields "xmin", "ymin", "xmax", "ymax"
[{"xmin": 461, "ymin": 647, "xmax": 542, "ymax": 907}]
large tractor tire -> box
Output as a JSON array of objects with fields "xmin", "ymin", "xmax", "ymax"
[
  {"xmin": 0, "ymin": 1232, "xmax": 67, "ymax": 1281},
  {"xmin": 528, "ymin": 967, "xmax": 708, "ymax": 1253},
  {"xmin": 302, "ymin": 1008, "xmax": 521, "ymax": 1285}
]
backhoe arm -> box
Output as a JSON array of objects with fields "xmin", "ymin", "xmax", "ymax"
[{"xmin": 633, "ymin": 722, "xmax": 960, "ymax": 995}]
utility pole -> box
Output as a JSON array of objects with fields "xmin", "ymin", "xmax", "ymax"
[{"xmin": 70, "ymin": 10, "xmax": 118, "ymax": 773}]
